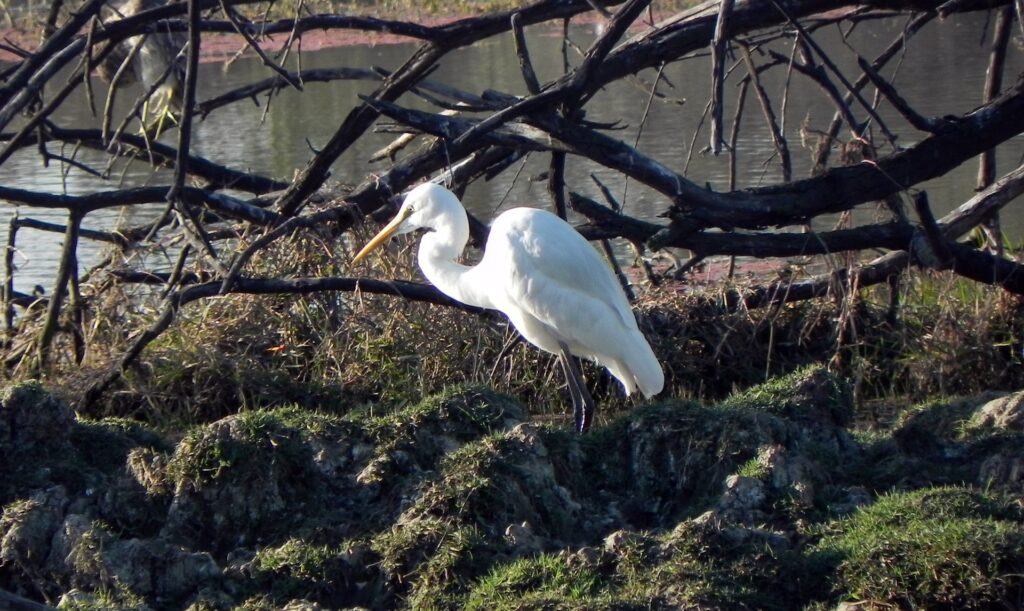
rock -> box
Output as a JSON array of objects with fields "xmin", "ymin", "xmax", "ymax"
[
  {"xmin": 567, "ymin": 546, "xmax": 602, "ymax": 567},
  {"xmin": 0, "ymin": 485, "xmax": 69, "ymax": 568},
  {"xmin": 96, "ymin": 469, "xmax": 169, "ymax": 537},
  {"xmin": 760, "ymin": 445, "xmax": 817, "ymax": 506},
  {"xmin": 102, "ymin": 537, "xmax": 221, "ymax": 599},
  {"xmin": 0, "ymin": 381, "xmax": 74, "ymax": 453},
  {"xmin": 281, "ymin": 601, "xmax": 330, "ymax": 611},
  {"xmin": 47, "ymin": 513, "xmax": 220, "ymax": 603},
  {"xmin": 602, "ymin": 529, "xmax": 633, "ymax": 552},
  {"xmin": 716, "ymin": 475, "xmax": 767, "ymax": 522},
  {"xmin": 719, "ymin": 525, "xmax": 790, "ymax": 551},
  {"xmin": 972, "ymin": 392, "xmax": 1024, "ymax": 431},
  {"xmin": 829, "ymin": 485, "xmax": 874, "ymax": 515},
  {"xmin": 307, "ymin": 434, "xmax": 369, "ymax": 481},
  {"xmin": 691, "ymin": 510, "xmax": 721, "ymax": 528},
  {"xmin": 505, "ymin": 521, "xmax": 544, "ymax": 557},
  {"xmin": 978, "ymin": 451, "xmax": 1024, "ymax": 492},
  {"xmin": 183, "ymin": 587, "xmax": 236, "ymax": 611},
  {"xmin": 673, "ymin": 514, "xmax": 790, "ymax": 557},
  {"xmin": 355, "ymin": 455, "xmax": 392, "ymax": 487}
]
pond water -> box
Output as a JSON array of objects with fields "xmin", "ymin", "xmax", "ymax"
[{"xmin": 1, "ymin": 11, "xmax": 1022, "ymax": 293}]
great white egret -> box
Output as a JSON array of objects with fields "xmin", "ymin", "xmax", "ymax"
[{"xmin": 353, "ymin": 183, "xmax": 664, "ymax": 432}]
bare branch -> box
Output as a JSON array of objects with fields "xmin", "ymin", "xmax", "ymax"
[
  {"xmin": 855, "ymin": 54, "xmax": 940, "ymax": 132},
  {"xmin": 709, "ymin": 0, "xmax": 735, "ymax": 155},
  {"xmin": 511, "ymin": 12, "xmax": 541, "ymax": 95},
  {"xmin": 738, "ymin": 41, "xmax": 791, "ymax": 182}
]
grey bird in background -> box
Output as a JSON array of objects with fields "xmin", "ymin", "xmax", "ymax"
[{"xmin": 98, "ymin": 0, "xmax": 187, "ymax": 137}]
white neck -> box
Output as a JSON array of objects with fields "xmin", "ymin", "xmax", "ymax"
[{"xmin": 417, "ymin": 213, "xmax": 492, "ymax": 310}]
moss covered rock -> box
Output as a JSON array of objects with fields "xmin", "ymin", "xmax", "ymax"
[
  {"xmin": 162, "ymin": 410, "xmax": 322, "ymax": 554},
  {"xmin": 4, "ymin": 376, "xmax": 1024, "ymax": 610}
]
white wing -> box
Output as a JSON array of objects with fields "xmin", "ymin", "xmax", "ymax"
[{"xmin": 479, "ymin": 208, "xmax": 663, "ymax": 397}]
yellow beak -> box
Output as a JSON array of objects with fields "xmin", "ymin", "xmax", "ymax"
[{"xmin": 352, "ymin": 208, "xmax": 410, "ymax": 264}]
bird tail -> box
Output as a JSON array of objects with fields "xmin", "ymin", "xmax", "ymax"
[
  {"xmin": 632, "ymin": 346, "xmax": 665, "ymax": 399},
  {"xmin": 608, "ymin": 336, "xmax": 664, "ymax": 399}
]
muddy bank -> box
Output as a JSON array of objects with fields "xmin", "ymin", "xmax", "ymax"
[
  {"xmin": 0, "ymin": 20, "xmax": 442, "ymax": 64},
  {"xmin": 1, "ymin": 370, "xmax": 1022, "ymax": 609},
  {"xmin": 0, "ymin": 8, "xmax": 610, "ymax": 64}
]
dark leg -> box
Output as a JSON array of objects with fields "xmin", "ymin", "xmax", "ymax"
[
  {"xmin": 559, "ymin": 343, "xmax": 596, "ymax": 433},
  {"xmin": 558, "ymin": 350, "xmax": 583, "ymax": 424}
]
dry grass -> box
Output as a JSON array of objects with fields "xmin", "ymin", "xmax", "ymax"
[{"xmin": 4, "ymin": 218, "xmax": 1023, "ymax": 431}]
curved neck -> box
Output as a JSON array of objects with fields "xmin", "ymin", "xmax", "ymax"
[{"xmin": 417, "ymin": 212, "xmax": 492, "ymax": 310}]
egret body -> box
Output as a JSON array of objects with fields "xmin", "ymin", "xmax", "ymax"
[{"xmin": 354, "ymin": 183, "xmax": 664, "ymax": 432}]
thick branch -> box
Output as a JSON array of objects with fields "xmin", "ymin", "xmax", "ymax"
[
  {"xmin": 709, "ymin": 0, "xmax": 735, "ymax": 154},
  {"xmin": 366, "ymin": 77, "xmax": 1024, "ymax": 231},
  {"xmin": 0, "ymin": 127, "xmax": 287, "ymax": 194},
  {"xmin": 35, "ymin": 209, "xmax": 80, "ymax": 367},
  {"xmin": 568, "ymin": 192, "xmax": 913, "ymax": 257},
  {"xmin": 0, "ymin": 185, "xmax": 281, "ymax": 225}
]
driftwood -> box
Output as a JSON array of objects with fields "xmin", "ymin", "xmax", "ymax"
[{"xmin": 0, "ymin": 0, "xmax": 1021, "ymax": 403}]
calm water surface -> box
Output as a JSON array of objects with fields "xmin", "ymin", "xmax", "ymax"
[{"xmin": 1, "ymin": 12, "xmax": 1022, "ymax": 292}]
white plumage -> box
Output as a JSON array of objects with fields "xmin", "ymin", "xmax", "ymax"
[{"xmin": 354, "ymin": 183, "xmax": 664, "ymax": 431}]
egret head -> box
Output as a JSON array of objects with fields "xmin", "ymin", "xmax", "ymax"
[{"xmin": 353, "ymin": 183, "xmax": 464, "ymax": 263}]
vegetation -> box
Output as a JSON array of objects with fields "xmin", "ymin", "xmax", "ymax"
[
  {"xmin": 813, "ymin": 487, "xmax": 1024, "ymax": 609},
  {"xmin": 2, "ymin": 0, "xmax": 1024, "ymax": 607},
  {"xmin": 3, "ymin": 346, "xmax": 1024, "ymax": 608}
]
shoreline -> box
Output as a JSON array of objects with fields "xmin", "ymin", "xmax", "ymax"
[
  {"xmin": 0, "ymin": 17, "xmax": 453, "ymax": 64},
  {"xmin": 0, "ymin": 9, "xmax": 621, "ymax": 64}
]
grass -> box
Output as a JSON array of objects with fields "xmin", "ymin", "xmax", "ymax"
[
  {"xmin": 813, "ymin": 487, "xmax": 1024, "ymax": 609},
  {"xmin": 10, "ymin": 216, "xmax": 1023, "ymax": 436},
  {"xmin": 719, "ymin": 364, "xmax": 854, "ymax": 426},
  {"xmin": 465, "ymin": 553, "xmax": 609, "ymax": 609},
  {"xmin": 251, "ymin": 538, "xmax": 358, "ymax": 602},
  {"xmin": 56, "ymin": 587, "xmax": 150, "ymax": 611}
]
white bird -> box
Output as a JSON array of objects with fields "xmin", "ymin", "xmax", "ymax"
[{"xmin": 353, "ymin": 183, "xmax": 664, "ymax": 432}]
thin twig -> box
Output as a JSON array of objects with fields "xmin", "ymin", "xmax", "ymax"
[{"xmin": 218, "ymin": 0, "xmax": 302, "ymax": 90}]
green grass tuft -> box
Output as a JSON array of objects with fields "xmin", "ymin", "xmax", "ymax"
[
  {"xmin": 814, "ymin": 486, "xmax": 1024, "ymax": 609},
  {"xmin": 466, "ymin": 553, "xmax": 607, "ymax": 609}
]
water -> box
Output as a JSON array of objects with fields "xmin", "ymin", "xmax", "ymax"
[{"xmin": 1, "ymin": 11, "xmax": 1022, "ymax": 293}]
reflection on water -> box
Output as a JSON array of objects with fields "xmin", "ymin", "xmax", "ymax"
[{"xmin": 1, "ymin": 12, "xmax": 1022, "ymax": 292}]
